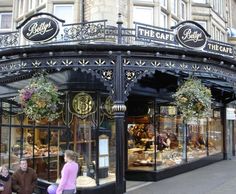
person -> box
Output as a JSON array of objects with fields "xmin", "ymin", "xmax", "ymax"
[
  {"xmin": 0, "ymin": 164, "xmax": 12, "ymax": 194},
  {"xmin": 162, "ymin": 132, "xmax": 171, "ymax": 149},
  {"xmin": 56, "ymin": 150, "xmax": 79, "ymax": 194},
  {"xmin": 12, "ymin": 158, "xmax": 37, "ymax": 194},
  {"xmin": 50, "ymin": 131, "xmax": 58, "ymax": 146}
]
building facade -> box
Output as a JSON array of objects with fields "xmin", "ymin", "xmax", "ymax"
[{"xmin": 0, "ymin": 1, "xmax": 236, "ymax": 194}]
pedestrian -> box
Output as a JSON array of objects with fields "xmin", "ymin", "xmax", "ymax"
[
  {"xmin": 56, "ymin": 150, "xmax": 79, "ymax": 194},
  {"xmin": 0, "ymin": 164, "xmax": 12, "ymax": 194},
  {"xmin": 12, "ymin": 158, "xmax": 37, "ymax": 194}
]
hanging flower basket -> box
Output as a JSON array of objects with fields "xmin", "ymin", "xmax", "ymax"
[
  {"xmin": 19, "ymin": 74, "xmax": 61, "ymax": 122},
  {"xmin": 172, "ymin": 78, "xmax": 212, "ymax": 121}
]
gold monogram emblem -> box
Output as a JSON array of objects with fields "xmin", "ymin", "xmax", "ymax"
[
  {"xmin": 104, "ymin": 96, "xmax": 113, "ymax": 116},
  {"xmin": 72, "ymin": 92, "xmax": 94, "ymax": 115}
]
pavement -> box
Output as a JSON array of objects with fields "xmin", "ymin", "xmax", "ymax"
[{"xmin": 126, "ymin": 157, "xmax": 236, "ymax": 194}]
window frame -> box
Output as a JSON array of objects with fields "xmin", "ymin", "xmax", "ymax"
[
  {"xmin": 133, "ymin": 5, "xmax": 154, "ymax": 25},
  {"xmin": 0, "ymin": 12, "xmax": 13, "ymax": 31},
  {"xmin": 160, "ymin": 12, "xmax": 168, "ymax": 28},
  {"xmin": 53, "ymin": 4, "xmax": 74, "ymax": 24}
]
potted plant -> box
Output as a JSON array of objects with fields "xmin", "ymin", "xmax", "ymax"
[
  {"xmin": 173, "ymin": 77, "xmax": 212, "ymax": 121},
  {"xmin": 19, "ymin": 73, "xmax": 61, "ymax": 122}
]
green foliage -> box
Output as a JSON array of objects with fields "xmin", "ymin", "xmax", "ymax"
[{"xmin": 173, "ymin": 78, "xmax": 212, "ymax": 120}]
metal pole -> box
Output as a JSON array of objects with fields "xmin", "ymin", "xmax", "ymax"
[{"xmin": 113, "ymin": 13, "xmax": 126, "ymax": 194}]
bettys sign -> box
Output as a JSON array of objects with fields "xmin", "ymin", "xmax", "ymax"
[
  {"xmin": 176, "ymin": 23, "xmax": 207, "ymax": 49},
  {"xmin": 17, "ymin": 13, "xmax": 64, "ymax": 42}
]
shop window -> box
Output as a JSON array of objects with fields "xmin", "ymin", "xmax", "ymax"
[
  {"xmin": 127, "ymin": 100, "xmax": 184, "ymax": 171},
  {"xmin": 208, "ymin": 110, "xmax": 223, "ymax": 155},
  {"xmin": 133, "ymin": 6, "xmax": 154, "ymax": 25},
  {"xmin": 186, "ymin": 119, "xmax": 207, "ymax": 161},
  {"xmin": 0, "ymin": 13, "xmax": 12, "ymax": 31},
  {"xmin": 69, "ymin": 92, "xmax": 116, "ymax": 185},
  {"xmin": 126, "ymin": 98, "xmax": 224, "ymax": 173},
  {"xmin": 0, "ymin": 91, "xmax": 116, "ymax": 186},
  {"xmin": 0, "ymin": 127, "xmax": 11, "ymax": 166}
]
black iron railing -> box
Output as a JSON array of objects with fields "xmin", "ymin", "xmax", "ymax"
[{"xmin": 0, "ymin": 19, "xmax": 235, "ymax": 59}]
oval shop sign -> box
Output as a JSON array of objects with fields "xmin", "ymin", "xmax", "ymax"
[
  {"xmin": 22, "ymin": 17, "xmax": 59, "ymax": 42},
  {"xmin": 176, "ymin": 24, "xmax": 207, "ymax": 49}
]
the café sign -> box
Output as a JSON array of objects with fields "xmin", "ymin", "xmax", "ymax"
[
  {"xmin": 22, "ymin": 17, "xmax": 59, "ymax": 42},
  {"xmin": 135, "ymin": 21, "xmax": 234, "ymax": 57},
  {"xmin": 176, "ymin": 24, "xmax": 207, "ymax": 49},
  {"xmin": 135, "ymin": 22, "xmax": 176, "ymax": 45}
]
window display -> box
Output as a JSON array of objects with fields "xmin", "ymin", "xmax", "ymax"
[
  {"xmin": 127, "ymin": 100, "xmax": 224, "ymax": 173},
  {"xmin": 127, "ymin": 105, "xmax": 184, "ymax": 171},
  {"xmin": 186, "ymin": 119, "xmax": 207, "ymax": 161},
  {"xmin": 0, "ymin": 92, "xmax": 116, "ymax": 187}
]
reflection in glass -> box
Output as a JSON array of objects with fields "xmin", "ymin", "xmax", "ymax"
[
  {"xmin": 208, "ymin": 116, "xmax": 223, "ymax": 155},
  {"xmin": 187, "ymin": 119, "xmax": 207, "ymax": 161}
]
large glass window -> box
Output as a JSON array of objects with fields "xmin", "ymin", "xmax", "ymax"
[
  {"xmin": 0, "ymin": 13, "xmax": 12, "ymax": 30},
  {"xmin": 133, "ymin": 6, "xmax": 154, "ymax": 25},
  {"xmin": 187, "ymin": 119, "xmax": 207, "ymax": 161},
  {"xmin": 208, "ymin": 110, "xmax": 223, "ymax": 155},
  {"xmin": 0, "ymin": 89, "xmax": 115, "ymax": 187},
  {"xmin": 127, "ymin": 99, "xmax": 184, "ymax": 171},
  {"xmin": 126, "ymin": 96, "xmax": 224, "ymax": 173}
]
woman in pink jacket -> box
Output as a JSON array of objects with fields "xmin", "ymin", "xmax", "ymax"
[{"xmin": 56, "ymin": 150, "xmax": 79, "ymax": 194}]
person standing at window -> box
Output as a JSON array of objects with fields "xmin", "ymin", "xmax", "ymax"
[
  {"xmin": 56, "ymin": 150, "xmax": 79, "ymax": 194},
  {"xmin": 0, "ymin": 164, "xmax": 12, "ymax": 194},
  {"xmin": 12, "ymin": 158, "xmax": 37, "ymax": 194}
]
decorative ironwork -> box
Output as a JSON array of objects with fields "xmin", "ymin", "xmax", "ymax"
[
  {"xmin": 112, "ymin": 103, "xmax": 127, "ymax": 112},
  {"xmin": 95, "ymin": 59, "xmax": 106, "ymax": 66},
  {"xmin": 79, "ymin": 59, "xmax": 89, "ymax": 66},
  {"xmin": 62, "ymin": 60, "xmax": 73, "ymax": 66},
  {"xmin": 103, "ymin": 96, "xmax": 114, "ymax": 117},
  {"xmin": 0, "ymin": 31, "xmax": 19, "ymax": 48},
  {"xmin": 151, "ymin": 61, "xmax": 160, "ymax": 67},
  {"xmin": 32, "ymin": 60, "xmax": 41, "ymax": 67},
  {"xmin": 135, "ymin": 60, "xmax": 145, "ymax": 66},
  {"xmin": 63, "ymin": 20, "xmax": 106, "ymax": 41},
  {"xmin": 102, "ymin": 69, "xmax": 113, "ymax": 80},
  {"xmin": 165, "ymin": 62, "xmax": 175, "ymax": 68},
  {"xmin": 72, "ymin": 92, "xmax": 94, "ymax": 116}
]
